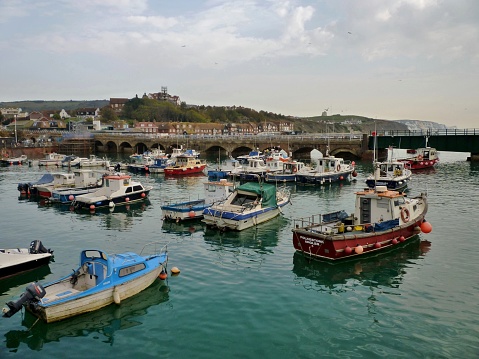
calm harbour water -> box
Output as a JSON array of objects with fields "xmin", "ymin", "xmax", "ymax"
[{"xmin": 0, "ymin": 151, "xmax": 478, "ymax": 358}]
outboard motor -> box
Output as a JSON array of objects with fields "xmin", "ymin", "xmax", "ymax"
[
  {"xmin": 3, "ymin": 282, "xmax": 46, "ymax": 318},
  {"xmin": 17, "ymin": 183, "xmax": 28, "ymax": 194},
  {"xmin": 29, "ymin": 240, "xmax": 53, "ymax": 254}
]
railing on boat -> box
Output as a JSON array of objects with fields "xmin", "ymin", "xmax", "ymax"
[{"xmin": 139, "ymin": 241, "xmax": 169, "ymax": 259}]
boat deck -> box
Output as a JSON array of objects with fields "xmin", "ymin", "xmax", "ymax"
[{"xmin": 42, "ymin": 281, "xmax": 82, "ymax": 304}]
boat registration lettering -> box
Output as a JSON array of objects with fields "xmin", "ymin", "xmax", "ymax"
[{"xmin": 300, "ymin": 235, "xmax": 324, "ymax": 246}]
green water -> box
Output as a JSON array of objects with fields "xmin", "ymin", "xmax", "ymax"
[{"xmin": 0, "ymin": 152, "xmax": 478, "ymax": 358}]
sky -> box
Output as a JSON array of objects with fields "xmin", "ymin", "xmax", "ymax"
[{"xmin": 1, "ymin": 0, "xmax": 478, "ymax": 128}]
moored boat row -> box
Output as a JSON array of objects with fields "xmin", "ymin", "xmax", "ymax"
[{"xmin": 2, "ymin": 141, "xmax": 440, "ymax": 327}]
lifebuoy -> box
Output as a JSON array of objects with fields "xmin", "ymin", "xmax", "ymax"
[
  {"xmin": 417, "ymin": 155, "xmax": 423, "ymax": 160},
  {"xmin": 336, "ymin": 164, "xmax": 341, "ymax": 172},
  {"xmin": 401, "ymin": 207, "xmax": 410, "ymax": 222}
]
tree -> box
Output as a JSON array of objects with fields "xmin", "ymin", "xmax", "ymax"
[{"xmin": 100, "ymin": 106, "xmax": 119, "ymax": 122}]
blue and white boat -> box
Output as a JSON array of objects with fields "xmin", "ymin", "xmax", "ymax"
[
  {"xmin": 264, "ymin": 161, "xmax": 309, "ymax": 183},
  {"xmin": 365, "ymin": 160, "xmax": 412, "ymax": 192},
  {"xmin": 202, "ymin": 180, "xmax": 291, "ymax": 231},
  {"xmin": 295, "ymin": 156, "xmax": 356, "ymax": 185},
  {"xmin": 161, "ymin": 179, "xmax": 234, "ymax": 221},
  {"xmin": 3, "ymin": 242, "xmax": 168, "ymax": 323},
  {"xmin": 149, "ymin": 157, "xmax": 174, "ymax": 174}
]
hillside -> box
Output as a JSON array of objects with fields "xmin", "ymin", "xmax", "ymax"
[
  {"xmin": 1, "ymin": 100, "xmax": 446, "ymax": 133},
  {"xmin": 293, "ymin": 115, "xmax": 409, "ymax": 134},
  {"xmin": 0, "ymin": 100, "xmax": 109, "ymax": 113}
]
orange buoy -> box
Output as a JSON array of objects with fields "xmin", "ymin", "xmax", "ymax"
[
  {"xmin": 399, "ymin": 235, "xmax": 406, "ymax": 242},
  {"xmin": 125, "ymin": 197, "xmax": 130, "ymax": 202},
  {"xmin": 374, "ymin": 242, "xmax": 381, "ymax": 249},
  {"xmin": 171, "ymin": 267, "xmax": 180, "ymax": 275},
  {"xmin": 355, "ymin": 245, "xmax": 364, "ymax": 254},
  {"xmin": 188, "ymin": 210, "xmax": 196, "ymax": 218},
  {"xmin": 89, "ymin": 204, "xmax": 95, "ymax": 210},
  {"xmin": 69, "ymin": 195, "xmax": 74, "ymax": 201},
  {"xmin": 159, "ymin": 271, "xmax": 167, "ymax": 280},
  {"xmin": 344, "ymin": 246, "xmax": 352, "ymax": 255},
  {"xmin": 391, "ymin": 238, "xmax": 398, "ymax": 245},
  {"xmin": 420, "ymin": 221, "xmax": 433, "ymax": 233},
  {"xmin": 141, "ymin": 192, "xmax": 146, "ymax": 198}
]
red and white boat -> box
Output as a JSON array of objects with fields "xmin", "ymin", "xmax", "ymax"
[
  {"xmin": 398, "ymin": 147, "xmax": 439, "ymax": 170},
  {"xmin": 292, "ymin": 185, "xmax": 432, "ymax": 261},
  {"xmin": 164, "ymin": 155, "xmax": 206, "ymax": 176},
  {"xmin": 34, "ymin": 172, "xmax": 76, "ymax": 198}
]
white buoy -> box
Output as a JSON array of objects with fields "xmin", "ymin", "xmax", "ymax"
[{"xmin": 113, "ymin": 287, "xmax": 121, "ymax": 304}]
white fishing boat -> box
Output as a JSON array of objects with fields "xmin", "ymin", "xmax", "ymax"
[
  {"xmin": 72, "ymin": 173, "xmax": 152, "ymax": 211},
  {"xmin": 265, "ymin": 161, "xmax": 309, "ymax": 182},
  {"xmin": 49, "ymin": 169, "xmax": 107, "ymax": 204},
  {"xmin": 2, "ymin": 242, "xmax": 168, "ymax": 323},
  {"xmin": 202, "ymin": 180, "xmax": 291, "ymax": 231},
  {"xmin": 365, "ymin": 160, "xmax": 412, "ymax": 192},
  {"xmin": 79, "ymin": 155, "xmax": 110, "ymax": 168},
  {"xmin": 0, "ymin": 154, "xmax": 27, "ymax": 166},
  {"xmin": 295, "ymin": 155, "xmax": 356, "ymax": 185},
  {"xmin": 38, "ymin": 153, "xmax": 67, "ymax": 167}
]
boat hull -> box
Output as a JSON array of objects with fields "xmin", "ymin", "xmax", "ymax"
[
  {"xmin": 26, "ymin": 265, "xmax": 162, "ymax": 323},
  {"xmin": 400, "ymin": 159, "xmax": 439, "ymax": 170},
  {"xmin": 264, "ymin": 173, "xmax": 296, "ymax": 182},
  {"xmin": 73, "ymin": 190, "xmax": 151, "ymax": 210},
  {"xmin": 365, "ymin": 178, "xmax": 409, "ymax": 191},
  {"xmin": 295, "ymin": 170, "xmax": 353, "ymax": 185},
  {"xmin": 162, "ymin": 199, "xmax": 209, "ymax": 221},
  {"xmin": 292, "ymin": 217, "xmax": 425, "ymax": 261},
  {"xmin": 203, "ymin": 199, "xmax": 289, "ymax": 231},
  {"xmin": 0, "ymin": 253, "xmax": 52, "ymax": 279},
  {"xmin": 0, "ymin": 157, "xmax": 26, "ymax": 166},
  {"xmin": 164, "ymin": 165, "xmax": 206, "ymax": 175}
]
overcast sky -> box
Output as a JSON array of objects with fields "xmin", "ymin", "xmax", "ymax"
[{"xmin": 1, "ymin": 0, "xmax": 478, "ymax": 128}]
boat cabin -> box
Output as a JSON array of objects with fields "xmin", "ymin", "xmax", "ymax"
[
  {"xmin": 314, "ymin": 156, "xmax": 346, "ymax": 173},
  {"xmin": 354, "ymin": 186, "xmax": 407, "ymax": 226},
  {"xmin": 73, "ymin": 169, "xmax": 104, "ymax": 187},
  {"xmin": 174, "ymin": 155, "xmax": 204, "ymax": 167},
  {"xmin": 204, "ymin": 179, "xmax": 234, "ymax": 203},
  {"xmin": 283, "ymin": 161, "xmax": 305, "ymax": 174},
  {"xmin": 377, "ymin": 161, "xmax": 408, "ymax": 178},
  {"xmin": 49, "ymin": 172, "xmax": 75, "ymax": 187}
]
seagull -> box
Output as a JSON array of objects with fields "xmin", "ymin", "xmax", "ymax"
[
  {"xmin": 348, "ymin": 31, "xmax": 352, "ymax": 34},
  {"xmin": 181, "ymin": 45, "xmax": 186, "ymax": 47}
]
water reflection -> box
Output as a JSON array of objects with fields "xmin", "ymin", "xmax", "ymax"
[
  {"xmin": 201, "ymin": 217, "xmax": 287, "ymax": 270},
  {"xmin": 0, "ymin": 265, "xmax": 52, "ymax": 296},
  {"xmin": 161, "ymin": 220, "xmax": 206, "ymax": 237},
  {"xmin": 4, "ymin": 279, "xmax": 169, "ymax": 351},
  {"xmin": 77, "ymin": 200, "xmax": 152, "ymax": 231},
  {"xmin": 203, "ymin": 216, "xmax": 286, "ymax": 252},
  {"xmin": 292, "ymin": 237, "xmax": 431, "ymax": 293}
]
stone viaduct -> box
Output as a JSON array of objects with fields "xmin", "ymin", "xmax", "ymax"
[{"xmin": 91, "ymin": 133, "xmax": 371, "ymax": 160}]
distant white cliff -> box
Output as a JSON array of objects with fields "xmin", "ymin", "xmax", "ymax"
[{"xmin": 394, "ymin": 120, "xmax": 452, "ymax": 131}]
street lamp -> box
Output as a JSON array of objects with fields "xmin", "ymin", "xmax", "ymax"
[{"xmin": 14, "ymin": 114, "xmax": 17, "ymax": 144}]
